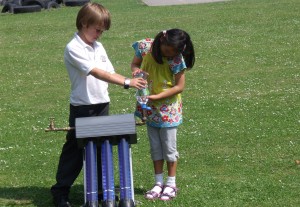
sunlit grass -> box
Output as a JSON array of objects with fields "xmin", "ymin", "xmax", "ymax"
[{"xmin": 0, "ymin": 0, "xmax": 299, "ymax": 206}]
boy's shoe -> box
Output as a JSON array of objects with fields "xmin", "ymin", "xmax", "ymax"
[
  {"xmin": 53, "ymin": 196, "xmax": 72, "ymax": 207},
  {"xmin": 160, "ymin": 185, "xmax": 178, "ymax": 201},
  {"xmin": 144, "ymin": 184, "xmax": 163, "ymax": 200}
]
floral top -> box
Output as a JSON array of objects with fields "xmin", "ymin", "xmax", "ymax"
[{"xmin": 132, "ymin": 38, "xmax": 187, "ymax": 128}]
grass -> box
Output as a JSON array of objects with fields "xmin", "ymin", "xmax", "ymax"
[{"xmin": 0, "ymin": 0, "xmax": 300, "ymax": 206}]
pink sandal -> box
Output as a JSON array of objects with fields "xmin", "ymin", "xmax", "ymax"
[
  {"xmin": 144, "ymin": 184, "xmax": 163, "ymax": 200},
  {"xmin": 160, "ymin": 185, "xmax": 178, "ymax": 201}
]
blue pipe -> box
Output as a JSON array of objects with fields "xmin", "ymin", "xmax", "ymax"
[
  {"xmin": 101, "ymin": 139, "xmax": 116, "ymax": 207},
  {"xmin": 84, "ymin": 140, "xmax": 98, "ymax": 207},
  {"xmin": 118, "ymin": 138, "xmax": 135, "ymax": 206}
]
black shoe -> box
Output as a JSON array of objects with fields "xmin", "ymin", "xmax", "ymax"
[{"xmin": 54, "ymin": 196, "xmax": 72, "ymax": 207}]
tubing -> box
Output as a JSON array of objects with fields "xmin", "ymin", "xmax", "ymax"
[
  {"xmin": 84, "ymin": 141, "xmax": 99, "ymax": 207},
  {"xmin": 101, "ymin": 140, "xmax": 116, "ymax": 207},
  {"xmin": 118, "ymin": 138, "xmax": 135, "ymax": 206}
]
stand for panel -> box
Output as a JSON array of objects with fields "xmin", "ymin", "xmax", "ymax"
[{"xmin": 76, "ymin": 114, "xmax": 136, "ymax": 207}]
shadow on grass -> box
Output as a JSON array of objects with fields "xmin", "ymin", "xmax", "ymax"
[
  {"xmin": 0, "ymin": 185, "xmax": 146, "ymax": 206},
  {"xmin": 0, "ymin": 186, "xmax": 53, "ymax": 206}
]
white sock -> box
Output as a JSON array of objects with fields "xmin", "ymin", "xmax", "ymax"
[
  {"xmin": 155, "ymin": 173, "xmax": 164, "ymax": 185},
  {"xmin": 166, "ymin": 176, "xmax": 176, "ymax": 187}
]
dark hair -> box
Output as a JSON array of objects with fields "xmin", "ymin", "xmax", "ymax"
[
  {"xmin": 151, "ymin": 29, "xmax": 195, "ymax": 69},
  {"xmin": 76, "ymin": 3, "xmax": 111, "ymax": 31}
]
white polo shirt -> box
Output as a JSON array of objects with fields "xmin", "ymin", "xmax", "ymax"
[{"xmin": 64, "ymin": 33, "xmax": 115, "ymax": 106}]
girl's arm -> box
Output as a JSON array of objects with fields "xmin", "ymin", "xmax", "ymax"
[
  {"xmin": 148, "ymin": 70, "xmax": 185, "ymax": 101},
  {"xmin": 131, "ymin": 55, "xmax": 143, "ymax": 76}
]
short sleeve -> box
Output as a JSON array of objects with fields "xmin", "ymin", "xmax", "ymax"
[
  {"xmin": 132, "ymin": 38, "xmax": 153, "ymax": 59},
  {"xmin": 168, "ymin": 54, "xmax": 187, "ymax": 74}
]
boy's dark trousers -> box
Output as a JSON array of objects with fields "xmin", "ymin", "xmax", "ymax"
[{"xmin": 51, "ymin": 103, "xmax": 109, "ymax": 201}]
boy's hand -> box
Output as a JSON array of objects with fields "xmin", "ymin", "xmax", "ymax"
[{"xmin": 130, "ymin": 77, "xmax": 147, "ymax": 90}]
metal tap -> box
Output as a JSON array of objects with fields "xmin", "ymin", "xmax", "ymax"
[{"xmin": 45, "ymin": 117, "xmax": 75, "ymax": 132}]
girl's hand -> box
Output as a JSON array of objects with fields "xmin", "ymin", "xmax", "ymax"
[
  {"xmin": 147, "ymin": 94, "xmax": 159, "ymax": 101},
  {"xmin": 132, "ymin": 68, "xmax": 142, "ymax": 77}
]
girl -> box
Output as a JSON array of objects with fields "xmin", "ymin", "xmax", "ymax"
[{"xmin": 131, "ymin": 29, "xmax": 195, "ymax": 201}]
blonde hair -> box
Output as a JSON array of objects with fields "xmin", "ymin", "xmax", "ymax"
[{"xmin": 76, "ymin": 2, "xmax": 111, "ymax": 31}]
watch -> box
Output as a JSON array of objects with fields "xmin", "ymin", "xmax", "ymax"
[{"xmin": 124, "ymin": 78, "xmax": 130, "ymax": 89}]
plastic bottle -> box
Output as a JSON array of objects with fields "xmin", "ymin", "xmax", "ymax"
[{"xmin": 134, "ymin": 71, "xmax": 151, "ymax": 121}]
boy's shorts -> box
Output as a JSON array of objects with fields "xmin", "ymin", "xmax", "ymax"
[{"xmin": 147, "ymin": 125, "xmax": 179, "ymax": 162}]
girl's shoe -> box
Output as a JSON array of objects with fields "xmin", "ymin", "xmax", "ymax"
[
  {"xmin": 160, "ymin": 185, "xmax": 178, "ymax": 201},
  {"xmin": 144, "ymin": 184, "xmax": 163, "ymax": 200}
]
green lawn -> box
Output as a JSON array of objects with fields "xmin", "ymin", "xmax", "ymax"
[{"xmin": 0, "ymin": 0, "xmax": 299, "ymax": 206}]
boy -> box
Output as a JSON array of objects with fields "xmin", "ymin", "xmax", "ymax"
[{"xmin": 50, "ymin": 3, "xmax": 146, "ymax": 207}]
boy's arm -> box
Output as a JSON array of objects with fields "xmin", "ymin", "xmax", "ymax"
[{"xmin": 89, "ymin": 67, "xmax": 146, "ymax": 90}]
